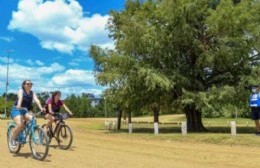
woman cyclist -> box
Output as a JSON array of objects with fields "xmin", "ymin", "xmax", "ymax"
[
  {"xmin": 43, "ymin": 91, "xmax": 73, "ymax": 129},
  {"xmin": 10, "ymin": 80, "xmax": 45, "ymax": 146}
]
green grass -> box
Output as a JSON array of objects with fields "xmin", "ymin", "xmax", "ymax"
[{"xmin": 91, "ymin": 115, "xmax": 260, "ymax": 147}]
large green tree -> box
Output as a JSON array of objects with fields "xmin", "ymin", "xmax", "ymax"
[{"xmin": 90, "ymin": 0, "xmax": 259, "ymax": 131}]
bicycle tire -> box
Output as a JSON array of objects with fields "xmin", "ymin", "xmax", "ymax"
[
  {"xmin": 41, "ymin": 124, "xmax": 52, "ymax": 144},
  {"xmin": 7, "ymin": 125, "xmax": 21, "ymax": 154},
  {"xmin": 29, "ymin": 127, "xmax": 49, "ymax": 161},
  {"xmin": 57, "ymin": 124, "xmax": 73, "ymax": 150}
]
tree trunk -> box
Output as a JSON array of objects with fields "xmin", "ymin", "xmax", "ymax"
[
  {"xmin": 152, "ymin": 106, "xmax": 160, "ymax": 134},
  {"xmin": 154, "ymin": 110, "xmax": 159, "ymax": 123},
  {"xmin": 117, "ymin": 109, "xmax": 122, "ymax": 130},
  {"xmin": 184, "ymin": 105, "xmax": 206, "ymax": 132},
  {"xmin": 128, "ymin": 112, "xmax": 132, "ymax": 124}
]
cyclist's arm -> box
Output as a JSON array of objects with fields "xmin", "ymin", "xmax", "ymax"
[
  {"xmin": 62, "ymin": 104, "xmax": 73, "ymax": 115},
  {"xmin": 16, "ymin": 89, "xmax": 23, "ymax": 109},
  {"xmin": 33, "ymin": 92, "xmax": 44, "ymax": 111},
  {"xmin": 48, "ymin": 104, "xmax": 54, "ymax": 115}
]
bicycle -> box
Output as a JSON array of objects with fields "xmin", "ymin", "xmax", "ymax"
[
  {"xmin": 7, "ymin": 108, "xmax": 49, "ymax": 161},
  {"xmin": 42, "ymin": 112, "xmax": 73, "ymax": 150}
]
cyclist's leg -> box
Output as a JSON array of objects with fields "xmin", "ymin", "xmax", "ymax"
[
  {"xmin": 24, "ymin": 112, "xmax": 33, "ymax": 121},
  {"xmin": 12, "ymin": 115, "xmax": 24, "ymax": 140},
  {"xmin": 43, "ymin": 114, "xmax": 55, "ymax": 132}
]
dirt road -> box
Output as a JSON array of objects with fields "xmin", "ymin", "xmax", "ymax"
[{"xmin": 0, "ymin": 118, "xmax": 259, "ymax": 168}]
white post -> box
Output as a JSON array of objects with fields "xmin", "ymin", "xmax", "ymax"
[
  {"xmin": 112, "ymin": 121, "xmax": 117, "ymax": 131},
  {"xmin": 182, "ymin": 122, "xmax": 187, "ymax": 135},
  {"xmin": 154, "ymin": 122, "xmax": 159, "ymax": 135},
  {"xmin": 128, "ymin": 123, "xmax": 133, "ymax": 133},
  {"xmin": 230, "ymin": 121, "xmax": 236, "ymax": 136}
]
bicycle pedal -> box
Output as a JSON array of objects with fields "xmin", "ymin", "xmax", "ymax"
[{"xmin": 19, "ymin": 141, "xmax": 26, "ymax": 145}]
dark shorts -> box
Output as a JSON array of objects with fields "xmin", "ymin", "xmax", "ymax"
[
  {"xmin": 43, "ymin": 112, "xmax": 60, "ymax": 121},
  {"xmin": 251, "ymin": 107, "xmax": 260, "ymax": 120}
]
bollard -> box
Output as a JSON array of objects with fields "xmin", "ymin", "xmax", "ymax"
[
  {"xmin": 128, "ymin": 123, "xmax": 133, "ymax": 133},
  {"xmin": 230, "ymin": 121, "xmax": 236, "ymax": 136},
  {"xmin": 104, "ymin": 121, "xmax": 108, "ymax": 130},
  {"xmin": 112, "ymin": 121, "xmax": 117, "ymax": 131},
  {"xmin": 154, "ymin": 122, "xmax": 159, "ymax": 135},
  {"xmin": 181, "ymin": 122, "xmax": 187, "ymax": 135}
]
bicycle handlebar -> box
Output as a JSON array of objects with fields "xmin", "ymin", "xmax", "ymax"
[
  {"xmin": 54, "ymin": 112, "xmax": 72, "ymax": 120},
  {"xmin": 18, "ymin": 107, "xmax": 43, "ymax": 117}
]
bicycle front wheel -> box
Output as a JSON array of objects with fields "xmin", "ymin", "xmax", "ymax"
[
  {"xmin": 57, "ymin": 124, "xmax": 73, "ymax": 150},
  {"xmin": 42, "ymin": 124, "xmax": 52, "ymax": 144},
  {"xmin": 29, "ymin": 127, "xmax": 49, "ymax": 161}
]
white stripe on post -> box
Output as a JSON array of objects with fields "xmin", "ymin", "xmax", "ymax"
[
  {"xmin": 154, "ymin": 122, "xmax": 159, "ymax": 135},
  {"xmin": 230, "ymin": 121, "xmax": 236, "ymax": 136},
  {"xmin": 182, "ymin": 122, "xmax": 187, "ymax": 135},
  {"xmin": 128, "ymin": 123, "xmax": 133, "ymax": 133}
]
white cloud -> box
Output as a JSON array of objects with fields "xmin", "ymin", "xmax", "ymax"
[
  {"xmin": 0, "ymin": 62, "xmax": 65, "ymax": 83},
  {"xmin": 0, "ymin": 36, "xmax": 14, "ymax": 43},
  {"xmin": 0, "ymin": 57, "xmax": 14, "ymax": 64},
  {"xmin": 8, "ymin": 0, "xmax": 114, "ymax": 54},
  {"xmin": 26, "ymin": 59, "xmax": 34, "ymax": 65},
  {"xmin": 68, "ymin": 62, "xmax": 79, "ymax": 66},
  {"xmin": 26, "ymin": 59, "xmax": 44, "ymax": 66},
  {"xmin": 35, "ymin": 60, "xmax": 44, "ymax": 66},
  {"xmin": 68, "ymin": 56, "xmax": 88, "ymax": 66},
  {"xmin": 51, "ymin": 69, "xmax": 96, "ymax": 86},
  {"xmin": 0, "ymin": 61, "xmax": 103, "ymax": 97}
]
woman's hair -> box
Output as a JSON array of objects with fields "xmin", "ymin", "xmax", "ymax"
[
  {"xmin": 21, "ymin": 80, "xmax": 32, "ymax": 89},
  {"xmin": 51, "ymin": 91, "xmax": 61, "ymax": 101}
]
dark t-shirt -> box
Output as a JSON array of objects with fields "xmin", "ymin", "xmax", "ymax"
[{"xmin": 45, "ymin": 98, "xmax": 64, "ymax": 113}]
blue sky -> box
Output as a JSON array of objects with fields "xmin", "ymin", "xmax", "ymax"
[{"xmin": 0, "ymin": 0, "xmax": 125, "ymax": 97}]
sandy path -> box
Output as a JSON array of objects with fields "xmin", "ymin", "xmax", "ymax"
[{"xmin": 0, "ymin": 118, "xmax": 259, "ymax": 168}]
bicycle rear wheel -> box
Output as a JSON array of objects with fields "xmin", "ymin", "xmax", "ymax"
[
  {"xmin": 7, "ymin": 125, "xmax": 21, "ymax": 154},
  {"xmin": 57, "ymin": 124, "xmax": 73, "ymax": 150},
  {"xmin": 29, "ymin": 127, "xmax": 49, "ymax": 161}
]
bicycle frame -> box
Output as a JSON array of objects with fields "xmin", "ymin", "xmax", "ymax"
[
  {"xmin": 49, "ymin": 118, "xmax": 65, "ymax": 139},
  {"xmin": 7, "ymin": 108, "xmax": 49, "ymax": 160},
  {"xmin": 7, "ymin": 114, "xmax": 39, "ymax": 144}
]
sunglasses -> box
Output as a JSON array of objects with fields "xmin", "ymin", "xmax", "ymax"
[{"xmin": 25, "ymin": 83, "xmax": 33, "ymax": 86}]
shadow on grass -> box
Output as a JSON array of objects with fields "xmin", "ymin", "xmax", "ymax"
[{"xmin": 114, "ymin": 126, "xmax": 256, "ymax": 134}]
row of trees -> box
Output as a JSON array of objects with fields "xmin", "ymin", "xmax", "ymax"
[
  {"xmin": 0, "ymin": 93, "xmax": 117, "ymax": 118},
  {"xmin": 90, "ymin": 0, "xmax": 260, "ymax": 131}
]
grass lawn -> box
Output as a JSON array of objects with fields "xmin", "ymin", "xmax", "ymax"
[{"xmin": 98, "ymin": 115, "xmax": 260, "ymax": 147}]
